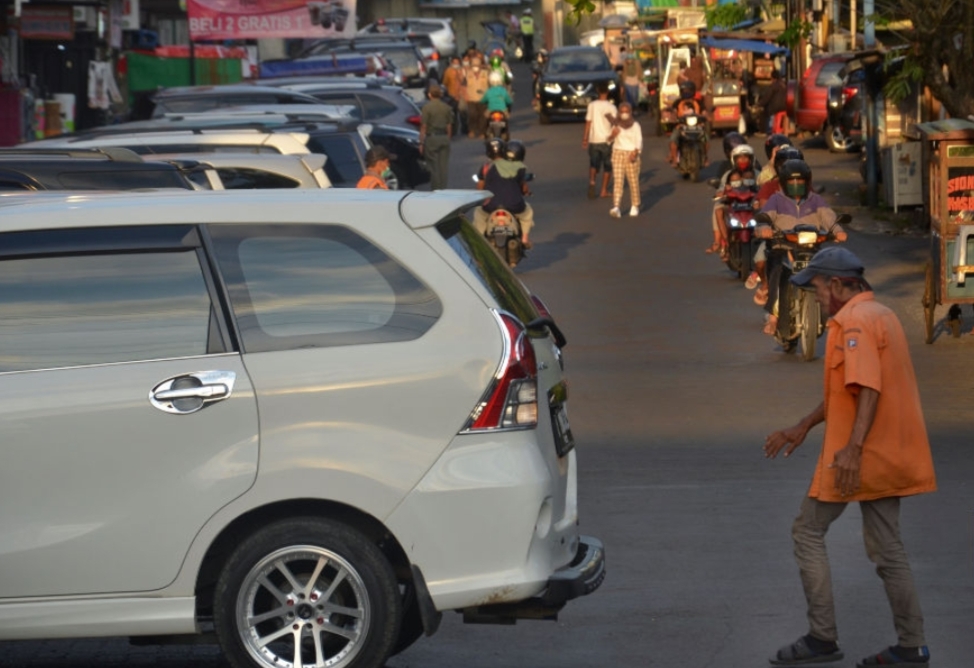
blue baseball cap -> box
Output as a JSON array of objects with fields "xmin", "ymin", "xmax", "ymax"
[{"xmin": 791, "ymin": 246, "xmax": 865, "ymax": 287}]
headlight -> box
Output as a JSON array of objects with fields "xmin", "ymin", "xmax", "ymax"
[
  {"xmin": 797, "ymin": 230, "xmax": 819, "ymax": 245},
  {"xmin": 686, "ymin": 116, "xmax": 698, "ymax": 127},
  {"xmin": 747, "ymin": 218, "xmax": 756, "ymax": 228},
  {"xmin": 729, "ymin": 217, "xmax": 740, "ymax": 228},
  {"xmin": 607, "ymin": 81, "xmax": 617, "ymax": 90},
  {"xmin": 544, "ymin": 83, "xmax": 562, "ymax": 94}
]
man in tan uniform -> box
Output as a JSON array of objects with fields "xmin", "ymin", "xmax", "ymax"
[
  {"xmin": 420, "ymin": 84, "xmax": 453, "ymax": 190},
  {"xmin": 463, "ymin": 55, "xmax": 490, "ymax": 139}
]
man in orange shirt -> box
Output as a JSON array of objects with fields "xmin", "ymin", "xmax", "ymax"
[{"xmin": 763, "ymin": 247, "xmax": 936, "ymax": 668}]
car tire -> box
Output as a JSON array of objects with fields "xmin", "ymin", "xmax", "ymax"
[
  {"xmin": 825, "ymin": 124, "xmax": 854, "ymax": 153},
  {"xmin": 213, "ymin": 517, "xmax": 401, "ymax": 668}
]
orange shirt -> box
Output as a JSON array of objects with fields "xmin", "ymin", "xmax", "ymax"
[
  {"xmin": 810, "ymin": 291, "xmax": 937, "ymax": 502},
  {"xmin": 356, "ymin": 173, "xmax": 387, "ymax": 190}
]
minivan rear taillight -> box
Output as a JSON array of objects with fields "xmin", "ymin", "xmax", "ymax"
[{"xmin": 463, "ymin": 311, "xmax": 538, "ymax": 431}]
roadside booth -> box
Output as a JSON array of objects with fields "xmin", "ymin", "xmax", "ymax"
[
  {"xmin": 700, "ymin": 36, "xmax": 788, "ymax": 135},
  {"xmin": 915, "ymin": 119, "xmax": 974, "ymax": 342},
  {"xmin": 654, "ymin": 28, "xmax": 700, "ymax": 135}
]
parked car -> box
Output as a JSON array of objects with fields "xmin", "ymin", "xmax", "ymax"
[
  {"xmin": 144, "ymin": 85, "xmax": 325, "ymax": 120},
  {"xmin": 0, "ymin": 147, "xmax": 196, "ymax": 191},
  {"xmin": 790, "ymin": 53, "xmax": 856, "ymax": 139},
  {"xmin": 537, "ymin": 46, "xmax": 621, "ymax": 124},
  {"xmin": 266, "ymin": 79, "xmax": 423, "ymax": 128},
  {"xmin": 358, "ymin": 17, "xmax": 456, "ymax": 57},
  {"xmin": 301, "ymin": 40, "xmax": 429, "ymax": 88},
  {"xmin": 353, "ymin": 33, "xmax": 441, "ymax": 81},
  {"xmin": 0, "ymin": 187, "xmax": 604, "ymax": 668},
  {"xmin": 259, "ymin": 51, "xmax": 399, "ymax": 84},
  {"xmin": 151, "ymin": 153, "xmax": 332, "ymax": 189},
  {"xmin": 22, "ymin": 127, "xmax": 317, "ymax": 157}
]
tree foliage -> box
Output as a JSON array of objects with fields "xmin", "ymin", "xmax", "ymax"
[
  {"xmin": 877, "ymin": 0, "xmax": 974, "ymax": 118},
  {"xmin": 705, "ymin": 3, "xmax": 749, "ymax": 30}
]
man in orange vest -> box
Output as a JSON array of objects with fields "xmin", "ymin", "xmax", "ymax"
[{"xmin": 356, "ymin": 146, "xmax": 391, "ymax": 189}]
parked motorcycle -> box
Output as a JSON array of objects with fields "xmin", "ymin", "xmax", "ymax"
[
  {"xmin": 486, "ymin": 110, "xmax": 510, "ymax": 141},
  {"xmin": 471, "ymin": 171, "xmax": 533, "ymax": 268},
  {"xmin": 761, "ymin": 213, "xmax": 851, "ymax": 361},
  {"xmin": 676, "ymin": 113, "xmax": 707, "ymax": 182}
]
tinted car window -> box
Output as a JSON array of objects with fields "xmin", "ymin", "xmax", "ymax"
[
  {"xmin": 0, "ymin": 180, "xmax": 32, "ymax": 191},
  {"xmin": 315, "ymin": 93, "xmax": 364, "ymax": 119},
  {"xmin": 57, "ymin": 169, "xmax": 190, "ymax": 190},
  {"xmin": 306, "ymin": 135, "xmax": 364, "ymax": 185},
  {"xmin": 437, "ymin": 215, "xmax": 539, "ymax": 327},
  {"xmin": 548, "ymin": 50, "xmax": 611, "ymax": 75},
  {"xmin": 359, "ymin": 94, "xmax": 398, "ymax": 120},
  {"xmin": 215, "ymin": 168, "xmax": 300, "ymax": 189},
  {"xmin": 0, "ymin": 246, "xmax": 214, "ymax": 372},
  {"xmin": 208, "ymin": 224, "xmax": 442, "ymax": 353},
  {"xmin": 816, "ymin": 61, "xmax": 846, "ymax": 87}
]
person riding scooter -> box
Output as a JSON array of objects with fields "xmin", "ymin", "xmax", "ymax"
[
  {"xmin": 707, "ymin": 143, "xmax": 757, "ymax": 256},
  {"xmin": 668, "ymin": 80, "xmax": 709, "ymax": 167},
  {"xmin": 473, "ymin": 139, "xmax": 534, "ymax": 249},
  {"xmin": 488, "ymin": 48, "xmax": 514, "ymax": 87},
  {"xmin": 754, "ymin": 159, "xmax": 847, "ymax": 335}
]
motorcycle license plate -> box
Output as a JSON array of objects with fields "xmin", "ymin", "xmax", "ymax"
[{"xmin": 550, "ymin": 403, "xmax": 575, "ymax": 457}]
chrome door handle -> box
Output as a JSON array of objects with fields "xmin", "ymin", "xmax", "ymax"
[{"xmin": 150, "ymin": 370, "xmax": 237, "ymax": 415}]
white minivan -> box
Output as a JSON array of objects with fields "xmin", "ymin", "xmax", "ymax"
[{"xmin": 0, "ymin": 188, "xmax": 604, "ymax": 668}]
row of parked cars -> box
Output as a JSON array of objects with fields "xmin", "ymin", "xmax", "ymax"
[{"xmin": 0, "ymin": 23, "xmax": 605, "ymax": 668}]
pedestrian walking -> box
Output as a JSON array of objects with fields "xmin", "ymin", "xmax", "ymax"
[
  {"xmin": 607, "ymin": 102, "xmax": 642, "ymax": 218},
  {"xmin": 582, "ymin": 82, "xmax": 617, "ymax": 199},
  {"xmin": 763, "ymin": 246, "xmax": 936, "ymax": 668},
  {"xmin": 462, "ymin": 56, "xmax": 490, "ymax": 139},
  {"xmin": 420, "ymin": 84, "xmax": 454, "ymax": 190},
  {"xmin": 442, "ymin": 56, "xmax": 464, "ymax": 134},
  {"xmin": 519, "ymin": 8, "xmax": 534, "ymax": 62},
  {"xmin": 355, "ymin": 146, "xmax": 391, "ymax": 189}
]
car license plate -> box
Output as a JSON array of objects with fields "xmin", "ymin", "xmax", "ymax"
[
  {"xmin": 572, "ymin": 96, "xmax": 588, "ymax": 107},
  {"xmin": 550, "ymin": 403, "xmax": 575, "ymax": 457}
]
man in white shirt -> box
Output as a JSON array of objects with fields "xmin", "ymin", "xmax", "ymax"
[{"xmin": 582, "ymin": 83, "xmax": 617, "ymax": 199}]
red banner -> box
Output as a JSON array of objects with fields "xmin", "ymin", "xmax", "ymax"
[{"xmin": 187, "ymin": 0, "xmax": 356, "ymax": 40}]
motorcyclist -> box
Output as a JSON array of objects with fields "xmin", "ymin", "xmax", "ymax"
[
  {"xmin": 488, "ymin": 48, "xmax": 513, "ymax": 87},
  {"xmin": 758, "ymin": 133, "xmax": 792, "ymax": 185},
  {"xmin": 722, "ymin": 131, "xmax": 748, "ymax": 166},
  {"xmin": 474, "ymin": 138, "xmax": 534, "ymax": 249},
  {"xmin": 707, "ymin": 144, "xmax": 758, "ymax": 256},
  {"xmin": 754, "ymin": 159, "xmax": 847, "ymax": 335},
  {"xmin": 481, "ymin": 70, "xmax": 514, "ymax": 128},
  {"xmin": 667, "ymin": 80, "xmax": 709, "ymax": 167},
  {"xmin": 750, "ymin": 145, "xmax": 805, "ymax": 297},
  {"xmin": 756, "ymin": 145, "xmax": 803, "ymax": 207}
]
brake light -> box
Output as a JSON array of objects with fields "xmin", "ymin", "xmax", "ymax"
[
  {"xmin": 490, "ymin": 111, "xmax": 505, "ymax": 121},
  {"xmin": 841, "ymin": 86, "xmax": 858, "ymax": 104},
  {"xmin": 432, "ymin": 52, "xmax": 440, "ymax": 60},
  {"xmin": 464, "ymin": 311, "xmax": 538, "ymax": 431},
  {"xmin": 406, "ymin": 115, "xmax": 421, "ymax": 126}
]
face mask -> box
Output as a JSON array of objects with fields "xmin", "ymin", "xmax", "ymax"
[
  {"xmin": 620, "ymin": 113, "xmax": 631, "ymax": 120},
  {"xmin": 784, "ymin": 181, "xmax": 806, "ymax": 198},
  {"xmin": 381, "ymin": 168, "xmax": 393, "ymax": 180},
  {"xmin": 742, "ymin": 178, "xmax": 756, "ymax": 187},
  {"xmin": 729, "ymin": 179, "xmax": 743, "ymax": 189},
  {"xmin": 735, "ymin": 159, "xmax": 750, "ymax": 171},
  {"xmin": 462, "ymin": 60, "xmax": 470, "ymax": 68}
]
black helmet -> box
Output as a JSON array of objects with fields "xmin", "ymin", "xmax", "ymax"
[
  {"xmin": 780, "ymin": 159, "xmax": 812, "ymax": 199},
  {"xmin": 505, "ymin": 139, "xmax": 525, "ymax": 162},
  {"xmin": 773, "ymin": 146, "xmax": 804, "ymax": 178},
  {"xmin": 485, "ymin": 137, "xmax": 506, "ymax": 160},
  {"xmin": 678, "ymin": 80, "xmax": 696, "ymax": 100},
  {"xmin": 722, "ymin": 131, "xmax": 746, "ymax": 160},
  {"xmin": 764, "ymin": 133, "xmax": 792, "ymax": 160}
]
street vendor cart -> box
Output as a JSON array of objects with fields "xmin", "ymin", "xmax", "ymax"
[{"xmin": 915, "ymin": 119, "xmax": 974, "ymax": 342}]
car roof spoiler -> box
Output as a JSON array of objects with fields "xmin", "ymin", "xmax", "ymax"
[{"xmin": 398, "ymin": 190, "xmax": 487, "ymax": 230}]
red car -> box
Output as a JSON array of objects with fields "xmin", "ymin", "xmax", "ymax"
[{"xmin": 789, "ymin": 53, "xmax": 855, "ymax": 137}]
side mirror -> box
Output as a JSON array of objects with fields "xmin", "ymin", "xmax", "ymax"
[
  {"xmin": 754, "ymin": 212, "xmax": 772, "ymax": 225},
  {"xmin": 471, "ymin": 173, "xmax": 481, "ymax": 183},
  {"xmin": 835, "ymin": 213, "xmax": 852, "ymax": 227}
]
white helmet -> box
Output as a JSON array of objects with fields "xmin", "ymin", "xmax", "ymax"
[
  {"xmin": 730, "ymin": 144, "xmax": 755, "ymax": 160},
  {"xmin": 488, "ymin": 71, "xmax": 504, "ymax": 87}
]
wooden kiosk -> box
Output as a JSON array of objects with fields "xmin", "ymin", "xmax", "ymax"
[{"xmin": 914, "ymin": 119, "xmax": 974, "ymax": 342}]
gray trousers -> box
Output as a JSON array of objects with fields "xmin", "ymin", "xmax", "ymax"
[
  {"xmin": 424, "ymin": 135, "xmax": 451, "ymax": 191},
  {"xmin": 792, "ymin": 496, "xmax": 926, "ymax": 646}
]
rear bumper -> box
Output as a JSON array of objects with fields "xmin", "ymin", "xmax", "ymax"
[{"xmin": 461, "ymin": 535, "xmax": 605, "ymax": 624}]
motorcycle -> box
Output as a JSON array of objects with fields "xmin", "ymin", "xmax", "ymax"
[
  {"xmin": 760, "ymin": 213, "xmax": 851, "ymax": 361},
  {"xmin": 676, "ymin": 113, "xmax": 707, "ymax": 182},
  {"xmin": 486, "ymin": 110, "xmax": 510, "ymax": 141},
  {"xmin": 471, "ymin": 171, "xmax": 533, "ymax": 268},
  {"xmin": 722, "ymin": 191, "xmax": 758, "ymax": 280}
]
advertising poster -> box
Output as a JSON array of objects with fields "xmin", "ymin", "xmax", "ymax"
[{"xmin": 187, "ymin": 0, "xmax": 357, "ymax": 40}]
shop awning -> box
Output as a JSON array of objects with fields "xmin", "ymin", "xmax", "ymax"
[{"xmin": 700, "ymin": 37, "xmax": 789, "ymax": 57}]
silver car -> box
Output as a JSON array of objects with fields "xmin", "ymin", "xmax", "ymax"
[{"xmin": 0, "ymin": 189, "xmax": 604, "ymax": 668}]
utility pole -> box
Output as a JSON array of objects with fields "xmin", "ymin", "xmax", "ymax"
[{"xmin": 864, "ymin": 0, "xmax": 878, "ymax": 207}]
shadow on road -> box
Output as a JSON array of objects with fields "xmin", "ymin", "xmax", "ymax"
[{"xmin": 519, "ymin": 231, "xmax": 591, "ymax": 271}]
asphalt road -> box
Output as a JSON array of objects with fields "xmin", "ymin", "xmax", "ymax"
[{"xmin": 4, "ymin": 68, "xmax": 973, "ymax": 668}]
